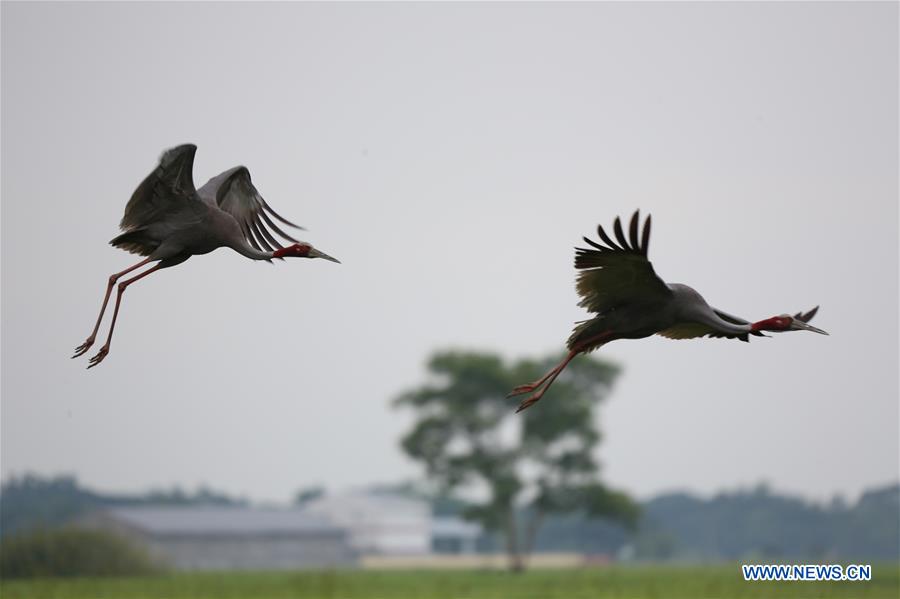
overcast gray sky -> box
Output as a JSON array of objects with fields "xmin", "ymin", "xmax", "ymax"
[{"xmin": 2, "ymin": 2, "xmax": 897, "ymax": 504}]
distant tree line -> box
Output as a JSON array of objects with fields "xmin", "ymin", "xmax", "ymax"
[
  {"xmin": 0, "ymin": 474, "xmax": 896, "ymax": 561},
  {"xmin": 0, "ymin": 528, "xmax": 161, "ymax": 579},
  {"xmin": 379, "ymin": 480, "xmax": 899, "ymax": 561},
  {"xmin": 0, "ymin": 474, "xmax": 246, "ymax": 539},
  {"xmin": 633, "ymin": 483, "xmax": 900, "ymax": 561}
]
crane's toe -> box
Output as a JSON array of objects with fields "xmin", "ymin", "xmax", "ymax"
[
  {"xmin": 86, "ymin": 346, "xmax": 109, "ymax": 369},
  {"xmin": 515, "ymin": 393, "xmax": 543, "ymax": 413},
  {"xmin": 507, "ymin": 383, "xmax": 539, "ymax": 398},
  {"xmin": 72, "ymin": 339, "xmax": 95, "ymax": 359}
]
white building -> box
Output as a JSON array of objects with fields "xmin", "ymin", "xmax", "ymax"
[
  {"xmin": 303, "ymin": 492, "xmax": 482, "ymax": 555},
  {"xmin": 432, "ymin": 516, "xmax": 481, "ymax": 554}
]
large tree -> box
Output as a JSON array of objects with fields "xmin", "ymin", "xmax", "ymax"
[{"xmin": 395, "ymin": 350, "xmax": 638, "ymax": 570}]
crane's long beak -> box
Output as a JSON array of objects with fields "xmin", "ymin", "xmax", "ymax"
[
  {"xmin": 790, "ymin": 320, "xmax": 829, "ymax": 335},
  {"xmin": 309, "ymin": 247, "xmax": 341, "ymax": 263}
]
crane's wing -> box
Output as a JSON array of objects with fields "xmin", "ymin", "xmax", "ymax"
[
  {"xmin": 119, "ymin": 144, "xmax": 199, "ymax": 231},
  {"xmin": 574, "ymin": 211, "xmax": 672, "ymax": 313},
  {"xmin": 198, "ymin": 166, "xmax": 305, "ymax": 256}
]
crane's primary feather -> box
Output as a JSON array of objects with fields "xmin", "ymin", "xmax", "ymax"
[
  {"xmin": 202, "ymin": 167, "xmax": 305, "ymax": 259},
  {"xmin": 574, "ymin": 210, "xmax": 671, "ymax": 314},
  {"xmin": 795, "ymin": 306, "xmax": 819, "ymax": 322}
]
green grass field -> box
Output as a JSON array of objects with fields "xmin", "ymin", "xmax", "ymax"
[{"xmin": 2, "ymin": 565, "xmax": 899, "ymax": 599}]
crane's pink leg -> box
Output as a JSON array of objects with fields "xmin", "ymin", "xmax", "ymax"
[
  {"xmin": 509, "ymin": 332, "xmax": 614, "ymax": 413},
  {"xmin": 514, "ymin": 350, "xmax": 579, "ymax": 413},
  {"xmin": 507, "ymin": 358, "xmax": 571, "ymax": 397},
  {"xmin": 86, "ymin": 263, "xmax": 162, "ymax": 369},
  {"xmin": 73, "ymin": 259, "xmax": 152, "ymax": 358}
]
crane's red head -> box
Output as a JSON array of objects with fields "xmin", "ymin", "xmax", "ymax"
[
  {"xmin": 751, "ymin": 315, "xmax": 792, "ymax": 332},
  {"xmin": 751, "ymin": 314, "xmax": 828, "ymax": 335},
  {"xmin": 273, "ymin": 243, "xmax": 340, "ymax": 263},
  {"xmin": 273, "ymin": 243, "xmax": 312, "ymax": 258}
]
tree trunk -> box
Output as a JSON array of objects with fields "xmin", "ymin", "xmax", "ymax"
[
  {"xmin": 522, "ymin": 508, "xmax": 545, "ymax": 568},
  {"xmin": 505, "ymin": 509, "xmax": 524, "ymax": 572}
]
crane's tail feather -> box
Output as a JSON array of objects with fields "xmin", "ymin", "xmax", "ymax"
[
  {"xmin": 109, "ymin": 229, "xmax": 157, "ymax": 256},
  {"xmin": 567, "ymin": 319, "xmax": 616, "ymax": 353}
]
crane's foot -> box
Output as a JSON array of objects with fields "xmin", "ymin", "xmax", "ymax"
[
  {"xmin": 515, "ymin": 389, "xmax": 546, "ymax": 413},
  {"xmin": 72, "ymin": 337, "xmax": 96, "ymax": 359},
  {"xmin": 86, "ymin": 345, "xmax": 110, "ymax": 369},
  {"xmin": 507, "ymin": 382, "xmax": 540, "ymax": 398}
]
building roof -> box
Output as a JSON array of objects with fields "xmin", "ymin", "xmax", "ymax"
[
  {"xmin": 431, "ymin": 516, "xmax": 482, "ymax": 539},
  {"xmin": 305, "ymin": 491, "xmax": 429, "ymax": 521},
  {"xmin": 103, "ymin": 505, "xmax": 343, "ymax": 537}
]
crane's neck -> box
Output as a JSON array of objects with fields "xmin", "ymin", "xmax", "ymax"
[
  {"xmin": 230, "ymin": 240, "xmax": 274, "ymax": 261},
  {"xmin": 672, "ymin": 285, "xmax": 753, "ymax": 336},
  {"xmin": 698, "ymin": 309, "xmax": 789, "ymax": 335},
  {"xmin": 698, "ymin": 311, "xmax": 753, "ymax": 336}
]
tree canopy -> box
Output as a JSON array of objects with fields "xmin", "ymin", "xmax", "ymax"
[{"xmin": 395, "ymin": 350, "xmax": 638, "ymax": 570}]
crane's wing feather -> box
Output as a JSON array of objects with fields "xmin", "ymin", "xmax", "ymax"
[
  {"xmin": 656, "ymin": 323, "xmax": 719, "ymax": 340},
  {"xmin": 574, "ymin": 211, "xmax": 672, "ymax": 313},
  {"xmin": 794, "ymin": 306, "xmax": 819, "ymax": 323},
  {"xmin": 119, "ymin": 144, "xmax": 199, "ymax": 231},
  {"xmin": 199, "ymin": 166, "xmax": 305, "ymax": 258}
]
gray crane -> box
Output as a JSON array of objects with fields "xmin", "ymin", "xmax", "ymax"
[
  {"xmin": 509, "ymin": 210, "xmax": 828, "ymax": 412},
  {"xmin": 72, "ymin": 144, "xmax": 339, "ymax": 368}
]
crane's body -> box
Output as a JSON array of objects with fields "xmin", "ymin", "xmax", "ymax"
[
  {"xmin": 510, "ymin": 211, "xmax": 827, "ymax": 412},
  {"xmin": 73, "ymin": 144, "xmax": 339, "ymax": 368},
  {"xmin": 568, "ymin": 283, "xmax": 787, "ymax": 346}
]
